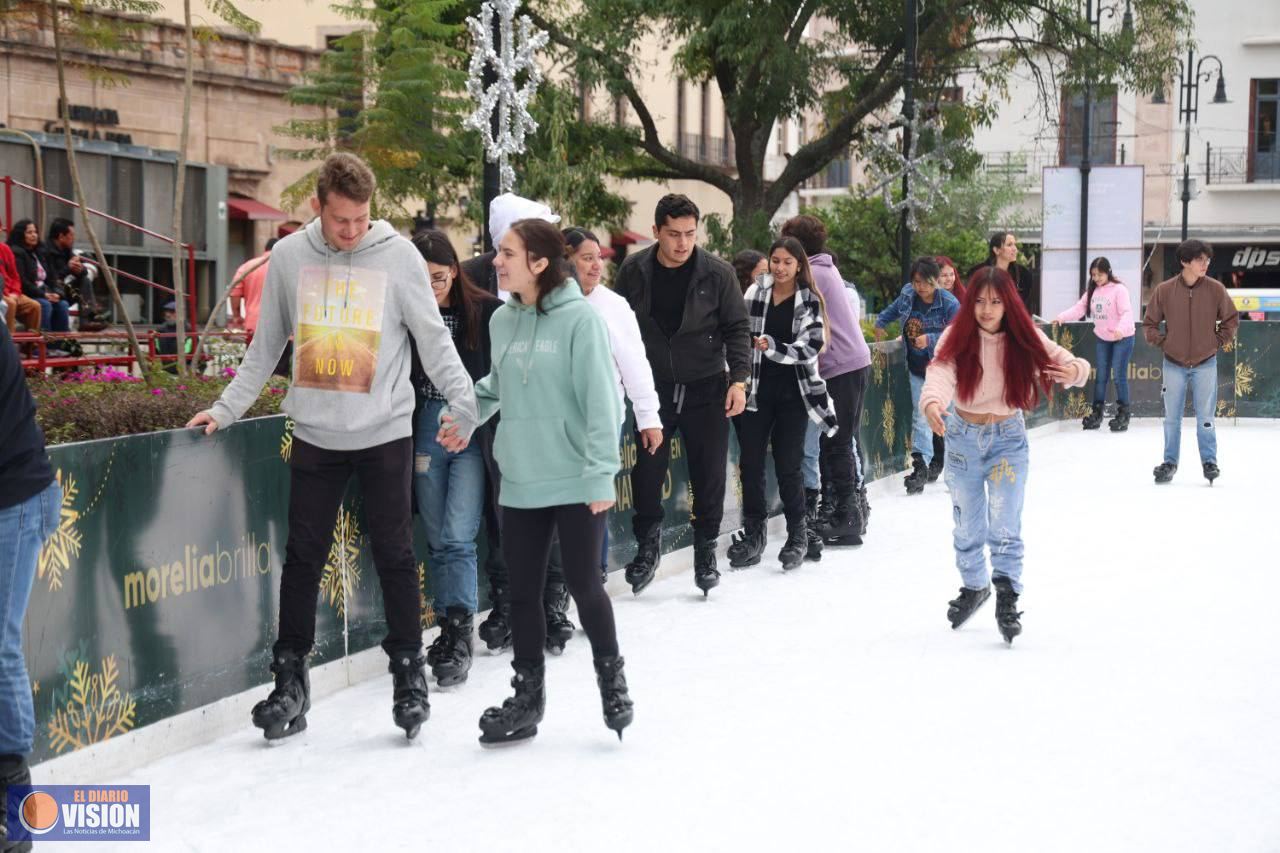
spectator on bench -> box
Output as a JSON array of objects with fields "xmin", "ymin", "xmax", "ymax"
[
  {"xmin": 43, "ymin": 218, "xmax": 106, "ymax": 329},
  {"xmin": 1, "ymin": 241, "xmax": 42, "ymax": 334}
]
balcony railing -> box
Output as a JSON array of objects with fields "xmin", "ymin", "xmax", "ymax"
[
  {"xmin": 678, "ymin": 133, "xmax": 733, "ymax": 168},
  {"xmin": 804, "ymin": 157, "xmax": 852, "ymax": 190},
  {"xmin": 977, "ymin": 151, "xmax": 1056, "ymax": 181},
  {"xmin": 1206, "ymin": 144, "xmax": 1280, "ymax": 184}
]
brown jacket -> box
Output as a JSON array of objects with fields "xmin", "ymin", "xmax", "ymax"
[{"xmin": 1142, "ymin": 275, "xmax": 1239, "ymax": 368}]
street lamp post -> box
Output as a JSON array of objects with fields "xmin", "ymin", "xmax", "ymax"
[
  {"xmin": 1077, "ymin": 0, "xmax": 1133, "ymax": 298},
  {"xmin": 1154, "ymin": 50, "xmax": 1228, "ymax": 240},
  {"xmin": 899, "ymin": 0, "xmax": 917, "ymax": 286}
]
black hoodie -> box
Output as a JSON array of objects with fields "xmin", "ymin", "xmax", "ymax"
[{"xmin": 0, "ymin": 323, "xmax": 55, "ymax": 509}]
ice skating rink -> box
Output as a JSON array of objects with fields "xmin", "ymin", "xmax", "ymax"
[{"xmin": 41, "ymin": 421, "xmax": 1280, "ymax": 853}]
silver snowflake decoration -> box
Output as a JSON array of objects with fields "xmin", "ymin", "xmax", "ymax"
[
  {"xmin": 464, "ymin": 0, "xmax": 548, "ymax": 193},
  {"xmin": 861, "ymin": 111, "xmax": 959, "ymax": 230}
]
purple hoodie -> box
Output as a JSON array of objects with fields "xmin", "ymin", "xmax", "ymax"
[{"xmin": 808, "ymin": 253, "xmax": 872, "ymax": 378}]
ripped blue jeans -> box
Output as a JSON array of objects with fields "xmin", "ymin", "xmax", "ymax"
[{"xmin": 943, "ymin": 414, "xmax": 1030, "ymax": 594}]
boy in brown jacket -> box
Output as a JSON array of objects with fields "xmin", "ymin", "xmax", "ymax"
[{"xmin": 1142, "ymin": 239, "xmax": 1239, "ymax": 484}]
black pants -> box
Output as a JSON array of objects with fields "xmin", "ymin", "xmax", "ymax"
[
  {"xmin": 276, "ymin": 436, "xmax": 422, "ymax": 659},
  {"xmin": 735, "ymin": 378, "xmax": 808, "ymax": 526},
  {"xmin": 478, "ymin": 424, "xmax": 565, "ymax": 596},
  {"xmin": 630, "ymin": 375, "xmax": 729, "ymax": 541},
  {"xmin": 820, "ymin": 366, "xmax": 870, "ymax": 493},
  {"xmin": 504, "ymin": 505, "xmax": 618, "ymax": 667}
]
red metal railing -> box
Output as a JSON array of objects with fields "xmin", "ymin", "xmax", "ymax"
[{"xmin": 2, "ymin": 175, "xmax": 198, "ymax": 332}]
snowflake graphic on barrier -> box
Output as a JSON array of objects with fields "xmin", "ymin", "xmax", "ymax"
[
  {"xmin": 881, "ymin": 398, "xmax": 896, "ymax": 449},
  {"xmin": 861, "ymin": 111, "xmax": 960, "ymax": 230},
  {"xmin": 418, "ymin": 562, "xmax": 436, "ymax": 630},
  {"xmin": 47, "ymin": 655, "xmax": 136, "ymax": 754},
  {"xmin": 279, "ymin": 418, "xmax": 295, "ymax": 463},
  {"xmin": 38, "ymin": 470, "xmax": 82, "ymax": 593},
  {"xmin": 464, "ymin": 0, "xmax": 548, "ymax": 193},
  {"xmin": 320, "ymin": 506, "xmax": 362, "ymax": 619}
]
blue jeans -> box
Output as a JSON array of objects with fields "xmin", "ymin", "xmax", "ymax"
[
  {"xmin": 1161, "ymin": 356, "xmax": 1218, "ymax": 466},
  {"xmin": 0, "ymin": 480, "xmax": 62, "ymax": 755},
  {"xmin": 943, "ymin": 415, "xmax": 1030, "ymax": 594},
  {"xmin": 802, "ymin": 420, "xmax": 861, "ymax": 490},
  {"xmin": 414, "ymin": 401, "xmax": 484, "ymax": 614},
  {"xmin": 1093, "ymin": 335, "xmax": 1135, "ymax": 405},
  {"xmin": 908, "ymin": 372, "xmax": 933, "ymax": 464},
  {"xmin": 37, "ymin": 298, "xmax": 71, "ymax": 333}
]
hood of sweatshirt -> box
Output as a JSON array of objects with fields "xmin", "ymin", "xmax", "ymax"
[{"xmin": 496, "ymin": 279, "xmax": 586, "ymax": 386}]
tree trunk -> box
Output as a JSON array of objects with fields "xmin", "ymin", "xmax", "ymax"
[
  {"xmin": 170, "ymin": 0, "xmax": 194, "ymax": 376},
  {"xmin": 48, "ymin": 0, "xmax": 148, "ymax": 372}
]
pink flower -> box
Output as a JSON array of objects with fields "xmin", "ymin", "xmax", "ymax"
[
  {"xmin": 269, "ymin": 388, "xmax": 284, "ymax": 394},
  {"xmin": 220, "ymin": 367, "xmax": 238, "ymax": 378},
  {"xmin": 151, "ymin": 388, "xmax": 164, "ymax": 395},
  {"xmin": 177, "ymin": 385, "xmax": 188, "ymax": 391}
]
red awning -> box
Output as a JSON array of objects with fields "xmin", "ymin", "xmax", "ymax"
[
  {"xmin": 611, "ymin": 229, "xmax": 649, "ymax": 245},
  {"xmin": 227, "ymin": 196, "xmax": 289, "ymax": 221}
]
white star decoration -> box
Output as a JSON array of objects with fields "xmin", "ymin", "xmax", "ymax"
[{"xmin": 861, "ymin": 111, "xmax": 959, "ymax": 230}]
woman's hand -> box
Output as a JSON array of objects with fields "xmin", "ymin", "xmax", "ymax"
[
  {"xmin": 925, "ymin": 402, "xmax": 947, "ymax": 436},
  {"xmin": 436, "ymin": 413, "xmax": 469, "ymax": 453},
  {"xmin": 588, "ymin": 500, "xmax": 615, "ymax": 515},
  {"xmin": 1042, "ymin": 363, "xmax": 1077, "ymax": 386}
]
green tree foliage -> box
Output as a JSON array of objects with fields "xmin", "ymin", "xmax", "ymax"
[{"xmin": 525, "ymin": 0, "xmax": 1192, "ymax": 251}]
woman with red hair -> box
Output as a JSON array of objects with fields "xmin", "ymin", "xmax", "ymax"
[
  {"xmin": 935, "ymin": 256, "xmax": 966, "ymax": 305},
  {"xmin": 920, "ymin": 267, "xmax": 1089, "ymax": 644}
]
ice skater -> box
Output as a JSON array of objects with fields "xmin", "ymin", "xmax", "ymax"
[
  {"xmin": 1053, "ymin": 257, "xmax": 1136, "ymax": 431},
  {"xmin": 1141, "ymin": 239, "xmax": 1239, "ymax": 485},
  {"xmin": 920, "ymin": 267, "xmax": 1090, "ymax": 644}
]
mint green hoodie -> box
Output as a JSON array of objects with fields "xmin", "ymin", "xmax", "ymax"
[{"xmin": 472, "ymin": 279, "xmax": 622, "ymax": 509}]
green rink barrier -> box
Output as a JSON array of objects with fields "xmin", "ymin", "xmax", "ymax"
[{"xmin": 24, "ymin": 321, "xmax": 1278, "ymax": 764}]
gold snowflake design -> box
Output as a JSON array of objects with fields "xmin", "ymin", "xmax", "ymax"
[
  {"xmin": 871, "ymin": 348, "xmax": 887, "ymax": 386},
  {"xmin": 1235, "ymin": 361, "xmax": 1256, "ymax": 397},
  {"xmin": 320, "ymin": 507, "xmax": 362, "ymax": 618},
  {"xmin": 279, "ymin": 418, "xmax": 296, "ymax": 463},
  {"xmin": 881, "ymin": 398, "xmax": 896, "ymax": 448},
  {"xmin": 38, "ymin": 470, "xmax": 82, "ymax": 593},
  {"xmin": 1064, "ymin": 390, "xmax": 1092, "ymax": 419},
  {"xmin": 989, "ymin": 459, "xmax": 1017, "ymax": 486},
  {"xmin": 47, "ymin": 655, "xmax": 136, "ymax": 754},
  {"xmin": 1221, "ymin": 336, "xmax": 1236, "ymax": 354},
  {"xmin": 1057, "ymin": 326, "xmax": 1076, "ymax": 353},
  {"xmin": 418, "ymin": 562, "xmax": 436, "ymax": 630}
]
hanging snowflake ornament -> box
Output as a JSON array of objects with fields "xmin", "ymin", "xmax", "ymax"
[
  {"xmin": 861, "ymin": 110, "xmax": 959, "ymax": 230},
  {"xmin": 464, "ymin": 0, "xmax": 548, "ymax": 193}
]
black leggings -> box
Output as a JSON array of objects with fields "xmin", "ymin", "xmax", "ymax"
[
  {"xmin": 504, "ymin": 504, "xmax": 619, "ymax": 667},
  {"xmin": 821, "ymin": 365, "xmax": 870, "ymax": 492},
  {"xmin": 735, "ymin": 379, "xmax": 808, "ymax": 526}
]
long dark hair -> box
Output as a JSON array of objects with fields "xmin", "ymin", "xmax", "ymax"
[
  {"xmin": 1084, "ymin": 256, "xmax": 1121, "ymax": 318},
  {"xmin": 508, "ymin": 219, "xmax": 569, "ymax": 313},
  {"xmin": 410, "ymin": 228, "xmax": 497, "ymax": 350},
  {"xmin": 6, "ymin": 218, "xmax": 37, "ymax": 252},
  {"xmin": 936, "ymin": 267, "xmax": 1055, "ymax": 411},
  {"xmin": 732, "ymin": 249, "xmax": 765, "ymax": 294},
  {"xmin": 985, "ymin": 231, "xmax": 1013, "ymax": 266},
  {"xmin": 767, "ymin": 236, "xmax": 828, "ymax": 352}
]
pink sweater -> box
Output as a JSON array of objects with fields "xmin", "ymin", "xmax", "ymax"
[
  {"xmin": 920, "ymin": 327, "xmax": 1090, "ymax": 417},
  {"xmin": 1054, "ymin": 281, "xmax": 1135, "ymax": 341}
]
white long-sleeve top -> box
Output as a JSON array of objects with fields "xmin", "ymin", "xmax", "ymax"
[{"xmin": 584, "ymin": 283, "xmax": 662, "ymax": 431}]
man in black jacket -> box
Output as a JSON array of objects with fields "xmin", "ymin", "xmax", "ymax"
[
  {"xmin": 43, "ymin": 218, "xmax": 104, "ymax": 327},
  {"xmin": 614, "ymin": 194, "xmax": 751, "ymax": 597},
  {"xmin": 0, "ymin": 322, "xmax": 62, "ymax": 851}
]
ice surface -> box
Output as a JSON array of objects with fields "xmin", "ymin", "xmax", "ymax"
[{"xmin": 41, "ymin": 421, "xmax": 1280, "ymax": 852}]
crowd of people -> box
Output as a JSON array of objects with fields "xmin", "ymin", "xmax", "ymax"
[
  {"xmin": 0, "ymin": 150, "xmax": 1243, "ymax": 801},
  {"xmin": 1, "ymin": 217, "xmax": 106, "ymax": 351}
]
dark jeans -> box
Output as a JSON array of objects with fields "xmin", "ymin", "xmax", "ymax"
[
  {"xmin": 630, "ymin": 375, "xmax": 729, "ymax": 540},
  {"xmin": 735, "ymin": 378, "xmax": 808, "ymax": 526},
  {"xmin": 820, "ymin": 365, "xmax": 870, "ymax": 493},
  {"xmin": 1093, "ymin": 335, "xmax": 1135, "ymax": 405},
  {"xmin": 276, "ymin": 436, "xmax": 423, "ymax": 659},
  {"xmin": 36, "ymin": 298, "xmax": 70, "ymax": 333},
  {"xmin": 505, "ymin": 504, "xmax": 618, "ymax": 668}
]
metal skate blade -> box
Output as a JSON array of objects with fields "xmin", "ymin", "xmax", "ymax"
[{"xmin": 478, "ymin": 726, "xmax": 537, "ymax": 748}]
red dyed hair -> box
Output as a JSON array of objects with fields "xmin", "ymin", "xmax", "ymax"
[
  {"xmin": 935, "ymin": 267, "xmax": 1054, "ymax": 411},
  {"xmin": 935, "ymin": 256, "xmax": 965, "ymax": 304}
]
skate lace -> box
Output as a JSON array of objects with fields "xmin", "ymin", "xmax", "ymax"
[{"xmin": 427, "ymin": 630, "xmax": 452, "ymax": 657}]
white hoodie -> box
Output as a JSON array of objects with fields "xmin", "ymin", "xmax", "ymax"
[{"xmin": 583, "ymin": 284, "xmax": 662, "ymax": 431}]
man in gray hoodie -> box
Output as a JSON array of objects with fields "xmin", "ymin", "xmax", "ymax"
[{"xmin": 188, "ymin": 153, "xmax": 478, "ymax": 741}]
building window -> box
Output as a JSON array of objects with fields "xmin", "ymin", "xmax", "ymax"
[
  {"xmin": 676, "ymin": 77, "xmax": 685, "ymax": 151},
  {"xmin": 939, "ymin": 85, "xmax": 964, "ymax": 103},
  {"xmin": 1059, "ymin": 87, "xmax": 1117, "ymax": 166},
  {"xmin": 614, "ymin": 95, "xmax": 626, "ymax": 126},
  {"xmin": 775, "ymin": 121, "xmax": 787, "ymax": 156},
  {"xmin": 1252, "ymin": 79, "xmax": 1279, "ymax": 181},
  {"xmin": 578, "ymin": 78, "xmax": 590, "ymax": 122}
]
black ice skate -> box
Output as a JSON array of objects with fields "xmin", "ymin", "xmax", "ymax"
[
  {"xmin": 1082, "ymin": 401, "xmax": 1104, "ymax": 430},
  {"xmin": 477, "ymin": 579, "xmax": 512, "ymax": 651},
  {"xmin": 1203, "ymin": 461, "xmax": 1220, "ymax": 485},
  {"xmin": 727, "ymin": 519, "xmax": 766, "ymax": 569},
  {"xmin": 946, "ymin": 585, "xmax": 991, "ymax": 629},
  {"xmin": 430, "ymin": 608, "xmax": 473, "ymax": 687},
  {"xmin": 594, "ymin": 655, "xmax": 634, "ymax": 740},
  {"xmin": 1, "ymin": 753, "xmax": 32, "ymax": 853},
  {"xmin": 822, "ymin": 486, "xmax": 863, "ymax": 547},
  {"xmin": 993, "ymin": 576, "xmax": 1023, "ymax": 645},
  {"xmin": 1108, "ymin": 403, "xmax": 1130, "ymax": 432},
  {"xmin": 803, "ymin": 488, "xmax": 824, "ymax": 561},
  {"xmin": 928, "ymin": 434, "xmax": 945, "ymax": 481},
  {"xmin": 544, "ymin": 580, "xmax": 575, "ymax": 656},
  {"xmin": 625, "ymin": 527, "xmax": 662, "ymax": 595},
  {"xmin": 390, "ymin": 654, "xmax": 431, "ymax": 739},
  {"xmin": 693, "ymin": 536, "xmax": 720, "ymax": 597},
  {"xmin": 855, "ymin": 484, "xmax": 871, "ymax": 535},
  {"xmin": 904, "ymin": 452, "xmax": 928, "ymax": 495},
  {"xmin": 479, "ymin": 662, "xmax": 545, "ymax": 746},
  {"xmin": 778, "ymin": 521, "xmax": 806, "ymax": 571},
  {"xmin": 252, "ymin": 650, "xmax": 311, "ymax": 740},
  {"xmin": 1153, "ymin": 462, "xmax": 1177, "ymax": 484}
]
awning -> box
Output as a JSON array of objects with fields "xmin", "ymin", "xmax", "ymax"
[
  {"xmin": 227, "ymin": 196, "xmax": 289, "ymax": 221},
  {"xmin": 611, "ymin": 229, "xmax": 650, "ymax": 245}
]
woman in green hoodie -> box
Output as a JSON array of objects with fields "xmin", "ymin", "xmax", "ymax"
[{"xmin": 442, "ymin": 218, "xmax": 634, "ymax": 745}]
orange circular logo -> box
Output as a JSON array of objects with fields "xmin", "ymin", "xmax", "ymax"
[{"xmin": 19, "ymin": 791, "xmax": 59, "ymax": 834}]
